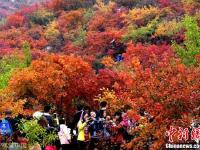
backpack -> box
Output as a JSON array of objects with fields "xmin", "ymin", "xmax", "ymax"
[
  {"xmin": 0, "ymin": 119, "xmax": 13, "ymax": 136},
  {"xmin": 43, "ymin": 113, "xmax": 53, "ymax": 127}
]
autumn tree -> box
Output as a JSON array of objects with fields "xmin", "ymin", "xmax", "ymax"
[
  {"xmin": 44, "ymin": 21, "xmax": 63, "ymax": 50},
  {"xmin": 124, "ymin": 59, "xmax": 200, "ymax": 149},
  {"xmin": 8, "ymin": 54, "xmax": 98, "ymax": 115},
  {"xmin": 0, "ymin": 89, "xmax": 25, "ymax": 119},
  {"xmin": 6, "ymin": 13, "xmax": 25, "ymax": 28},
  {"xmin": 123, "ymin": 43, "xmax": 174, "ymax": 68}
]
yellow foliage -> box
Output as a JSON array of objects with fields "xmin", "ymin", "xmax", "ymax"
[
  {"xmin": 45, "ymin": 21, "xmax": 60, "ymax": 40},
  {"xmin": 95, "ymin": 88, "xmax": 116, "ymax": 102},
  {"xmin": 131, "ymin": 57, "xmax": 140, "ymax": 68},
  {"xmin": 194, "ymin": 10, "xmax": 200, "ymax": 20},
  {"xmin": 181, "ymin": 0, "xmax": 200, "ymax": 6},
  {"xmin": 128, "ymin": 6, "xmax": 160, "ymax": 23},
  {"xmin": 94, "ymin": 88, "xmax": 123, "ymax": 113},
  {"xmin": 101, "ymin": 56, "xmax": 116, "ymax": 68},
  {"xmin": 95, "ymin": 0, "xmax": 116, "ymax": 13},
  {"xmin": 0, "ymin": 89, "xmax": 25, "ymax": 119},
  {"xmin": 155, "ymin": 19, "xmax": 182, "ymax": 36}
]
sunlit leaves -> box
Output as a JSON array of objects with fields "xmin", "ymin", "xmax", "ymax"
[
  {"xmin": 128, "ymin": 6, "xmax": 160, "ymax": 25},
  {"xmin": 101, "ymin": 56, "xmax": 116, "ymax": 68},
  {"xmin": 8, "ymin": 54, "xmax": 98, "ymax": 114},
  {"xmin": 0, "ymin": 91, "xmax": 25, "ymax": 118},
  {"xmin": 155, "ymin": 19, "xmax": 182, "ymax": 37},
  {"xmin": 94, "ymin": 88, "xmax": 124, "ymax": 114}
]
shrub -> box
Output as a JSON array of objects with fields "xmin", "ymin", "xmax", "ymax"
[
  {"xmin": 0, "ymin": 55, "xmax": 26, "ymax": 89},
  {"xmin": 6, "ymin": 13, "xmax": 25, "ymax": 28},
  {"xmin": 114, "ymin": 0, "xmax": 158, "ymax": 8},
  {"xmin": 29, "ymin": 9, "xmax": 54, "ymax": 26},
  {"xmin": 123, "ymin": 17, "xmax": 158, "ymax": 43},
  {"xmin": 128, "ymin": 6, "xmax": 160, "ymax": 26},
  {"xmin": 18, "ymin": 119, "xmax": 58, "ymax": 148},
  {"xmin": 22, "ymin": 42, "xmax": 32, "ymax": 67},
  {"xmin": 173, "ymin": 15, "xmax": 200, "ymax": 66},
  {"xmin": 155, "ymin": 19, "xmax": 182, "ymax": 37}
]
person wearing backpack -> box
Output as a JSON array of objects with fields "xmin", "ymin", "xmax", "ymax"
[{"xmin": 0, "ymin": 110, "xmax": 17, "ymax": 142}]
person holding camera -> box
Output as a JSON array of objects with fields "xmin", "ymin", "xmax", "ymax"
[
  {"xmin": 89, "ymin": 111, "xmax": 102, "ymax": 150},
  {"xmin": 77, "ymin": 111, "xmax": 90, "ymax": 150}
]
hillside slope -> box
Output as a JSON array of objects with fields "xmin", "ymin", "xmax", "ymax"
[
  {"xmin": 0, "ymin": 0, "xmax": 43, "ymax": 19},
  {"xmin": 1, "ymin": 1, "xmax": 200, "ymax": 149}
]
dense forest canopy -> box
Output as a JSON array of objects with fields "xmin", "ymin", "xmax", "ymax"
[{"xmin": 0, "ymin": 0, "xmax": 200, "ymax": 149}]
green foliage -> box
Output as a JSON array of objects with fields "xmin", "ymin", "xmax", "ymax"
[
  {"xmin": 18, "ymin": 119, "xmax": 58, "ymax": 147},
  {"xmin": 22, "ymin": 42, "xmax": 32, "ymax": 67},
  {"xmin": 83, "ymin": 8, "xmax": 94, "ymax": 24},
  {"xmin": 173, "ymin": 15, "xmax": 200, "ymax": 66},
  {"xmin": 72, "ymin": 27, "xmax": 87, "ymax": 46},
  {"xmin": 0, "ymin": 18, "xmax": 6, "ymax": 26},
  {"xmin": 29, "ymin": 9, "xmax": 54, "ymax": 26},
  {"xmin": 123, "ymin": 17, "xmax": 158, "ymax": 42},
  {"xmin": 123, "ymin": 26, "xmax": 151, "ymax": 42},
  {"xmin": 92, "ymin": 60, "xmax": 105, "ymax": 73},
  {"xmin": 72, "ymin": 9, "xmax": 94, "ymax": 46},
  {"xmin": 0, "ymin": 42, "xmax": 31, "ymax": 89},
  {"xmin": 155, "ymin": 19, "xmax": 183, "ymax": 37},
  {"xmin": 0, "ymin": 55, "xmax": 26, "ymax": 89}
]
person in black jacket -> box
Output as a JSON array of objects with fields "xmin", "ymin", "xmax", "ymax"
[
  {"xmin": 43, "ymin": 105, "xmax": 53, "ymax": 127},
  {"xmin": 96, "ymin": 101, "xmax": 107, "ymax": 119},
  {"xmin": 71, "ymin": 105, "xmax": 84, "ymax": 132},
  {"xmin": 70, "ymin": 105, "xmax": 84, "ymax": 150}
]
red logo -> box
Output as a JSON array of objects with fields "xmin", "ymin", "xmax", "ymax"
[{"xmin": 166, "ymin": 126, "xmax": 200, "ymax": 143}]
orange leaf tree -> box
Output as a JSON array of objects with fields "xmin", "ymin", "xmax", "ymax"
[
  {"xmin": 125, "ymin": 59, "xmax": 200, "ymax": 149},
  {"xmin": 8, "ymin": 54, "xmax": 98, "ymax": 115}
]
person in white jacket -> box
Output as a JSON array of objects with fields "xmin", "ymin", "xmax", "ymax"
[{"xmin": 58, "ymin": 118, "xmax": 71, "ymax": 150}]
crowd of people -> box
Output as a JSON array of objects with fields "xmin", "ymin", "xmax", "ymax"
[
  {"xmin": 69, "ymin": 102, "xmax": 137, "ymax": 150},
  {"xmin": 0, "ymin": 101, "xmax": 156, "ymax": 150}
]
